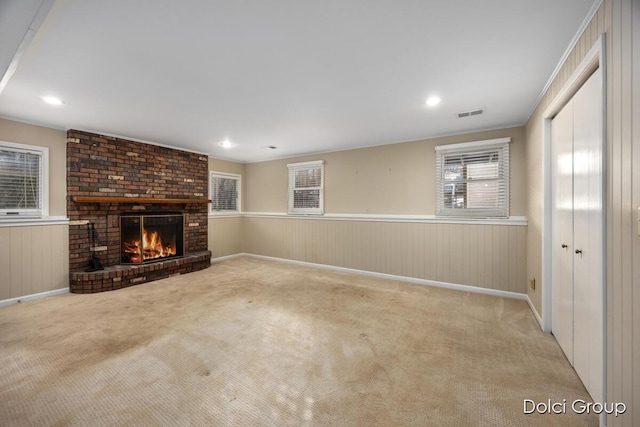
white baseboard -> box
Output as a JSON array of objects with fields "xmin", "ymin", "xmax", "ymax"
[
  {"xmin": 527, "ymin": 295, "xmax": 544, "ymax": 330},
  {"xmin": 243, "ymin": 253, "xmax": 527, "ymax": 301},
  {"xmin": 210, "ymin": 253, "xmax": 245, "ymax": 263},
  {"xmin": 0, "ymin": 288, "xmax": 69, "ymax": 307}
]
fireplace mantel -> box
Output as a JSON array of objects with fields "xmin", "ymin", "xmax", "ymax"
[{"xmin": 73, "ymin": 196, "xmax": 211, "ymax": 204}]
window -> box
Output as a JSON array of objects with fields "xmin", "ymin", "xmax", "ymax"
[
  {"xmin": 0, "ymin": 141, "xmax": 48, "ymax": 218},
  {"xmin": 435, "ymin": 138, "xmax": 510, "ymax": 218},
  {"xmin": 209, "ymin": 172, "xmax": 241, "ymax": 214},
  {"xmin": 287, "ymin": 160, "xmax": 324, "ymax": 214}
]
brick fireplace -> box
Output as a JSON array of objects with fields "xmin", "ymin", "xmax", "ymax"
[{"xmin": 67, "ymin": 130, "xmax": 211, "ymax": 293}]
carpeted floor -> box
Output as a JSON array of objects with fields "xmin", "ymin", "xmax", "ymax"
[{"xmin": 0, "ymin": 256, "xmax": 597, "ymax": 426}]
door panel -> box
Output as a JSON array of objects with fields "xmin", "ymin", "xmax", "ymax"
[
  {"xmin": 571, "ymin": 68, "xmax": 603, "ymax": 402},
  {"xmin": 551, "ymin": 99, "xmax": 574, "ymax": 364}
]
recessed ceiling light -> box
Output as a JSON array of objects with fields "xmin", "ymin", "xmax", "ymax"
[
  {"xmin": 42, "ymin": 96, "xmax": 63, "ymax": 106},
  {"xmin": 426, "ymin": 96, "xmax": 441, "ymax": 107},
  {"xmin": 220, "ymin": 140, "xmax": 233, "ymax": 148}
]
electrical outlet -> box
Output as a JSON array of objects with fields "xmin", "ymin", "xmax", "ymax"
[{"xmin": 529, "ymin": 277, "xmax": 536, "ymax": 290}]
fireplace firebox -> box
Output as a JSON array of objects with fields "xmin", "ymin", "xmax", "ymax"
[{"xmin": 121, "ymin": 214, "xmax": 184, "ymax": 264}]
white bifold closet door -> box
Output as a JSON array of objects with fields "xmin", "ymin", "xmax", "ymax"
[
  {"xmin": 551, "ymin": 94, "xmax": 574, "ymax": 364},
  {"xmin": 551, "ymin": 68, "xmax": 603, "ymax": 403}
]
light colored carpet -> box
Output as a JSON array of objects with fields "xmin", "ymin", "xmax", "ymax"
[{"xmin": 0, "ymin": 256, "xmax": 597, "ymax": 426}]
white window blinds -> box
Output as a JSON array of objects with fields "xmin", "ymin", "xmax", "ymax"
[
  {"xmin": 209, "ymin": 172, "xmax": 240, "ymax": 213},
  {"xmin": 435, "ymin": 138, "xmax": 510, "ymax": 218},
  {"xmin": 287, "ymin": 160, "xmax": 324, "ymax": 214},
  {"xmin": 0, "ymin": 142, "xmax": 46, "ymax": 217}
]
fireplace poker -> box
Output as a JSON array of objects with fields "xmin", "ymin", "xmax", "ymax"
[{"xmin": 85, "ymin": 222, "xmax": 104, "ymax": 272}]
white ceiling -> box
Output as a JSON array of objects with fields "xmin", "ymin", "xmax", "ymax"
[{"xmin": 0, "ymin": 0, "xmax": 598, "ymax": 162}]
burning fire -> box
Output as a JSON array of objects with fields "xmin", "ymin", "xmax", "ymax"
[{"xmin": 123, "ymin": 228, "xmax": 176, "ymax": 263}]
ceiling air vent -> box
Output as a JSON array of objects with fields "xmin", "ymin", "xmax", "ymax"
[{"xmin": 456, "ymin": 108, "xmax": 484, "ymax": 118}]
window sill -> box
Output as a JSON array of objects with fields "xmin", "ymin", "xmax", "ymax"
[{"xmin": 0, "ymin": 216, "xmax": 69, "ymax": 227}]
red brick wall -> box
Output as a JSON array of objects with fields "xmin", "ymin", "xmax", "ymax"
[{"xmin": 67, "ymin": 130, "xmax": 209, "ymax": 272}]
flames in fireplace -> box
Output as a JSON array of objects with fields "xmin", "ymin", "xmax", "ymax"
[
  {"xmin": 121, "ymin": 214, "xmax": 184, "ymax": 264},
  {"xmin": 122, "ymin": 229, "xmax": 177, "ymax": 264}
]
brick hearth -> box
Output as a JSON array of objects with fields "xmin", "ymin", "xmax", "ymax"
[
  {"xmin": 69, "ymin": 251, "xmax": 211, "ymax": 293},
  {"xmin": 66, "ymin": 130, "xmax": 211, "ymax": 293}
]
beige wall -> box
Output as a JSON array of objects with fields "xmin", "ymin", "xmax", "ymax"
[
  {"xmin": 245, "ymin": 127, "xmax": 526, "ymax": 216},
  {"xmin": 524, "ymin": 117, "xmax": 544, "ymax": 314},
  {"xmin": 526, "ymin": 0, "xmax": 640, "ymax": 424},
  {"xmin": 244, "ymin": 217, "xmax": 527, "ymax": 293},
  {"xmin": 0, "ymin": 119, "xmax": 69, "ymax": 299},
  {"xmin": 208, "ymin": 157, "xmax": 245, "ymax": 258},
  {"xmin": 0, "ymin": 118, "xmax": 67, "ymax": 216}
]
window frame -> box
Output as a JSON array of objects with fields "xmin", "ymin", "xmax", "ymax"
[
  {"xmin": 287, "ymin": 160, "xmax": 325, "ymax": 215},
  {"xmin": 209, "ymin": 171, "xmax": 241, "ymax": 215},
  {"xmin": 435, "ymin": 137, "xmax": 510, "ymax": 218},
  {"xmin": 0, "ymin": 140, "xmax": 49, "ymax": 219}
]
